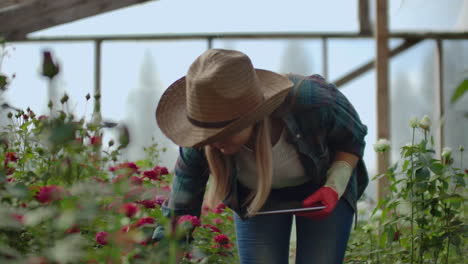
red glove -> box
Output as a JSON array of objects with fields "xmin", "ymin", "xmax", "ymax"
[{"xmin": 296, "ymin": 186, "xmax": 338, "ymax": 220}]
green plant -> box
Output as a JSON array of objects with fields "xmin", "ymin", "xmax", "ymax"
[{"xmin": 345, "ymin": 115, "xmax": 467, "ymax": 264}]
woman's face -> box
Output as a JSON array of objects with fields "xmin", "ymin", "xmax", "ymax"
[{"xmin": 209, "ymin": 126, "xmax": 254, "ymax": 155}]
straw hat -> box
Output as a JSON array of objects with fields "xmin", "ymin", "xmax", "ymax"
[{"xmin": 156, "ymin": 49, "xmax": 293, "ymax": 148}]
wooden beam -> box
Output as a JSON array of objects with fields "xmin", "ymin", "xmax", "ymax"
[
  {"xmin": 359, "ymin": 0, "xmax": 372, "ymax": 34},
  {"xmin": 0, "ymin": 0, "xmax": 36, "ymax": 11},
  {"xmin": 375, "ymin": 0, "xmax": 390, "ymax": 200},
  {"xmin": 333, "ymin": 38, "xmax": 421, "ymax": 87},
  {"xmin": 0, "ymin": 0, "xmax": 153, "ymax": 40}
]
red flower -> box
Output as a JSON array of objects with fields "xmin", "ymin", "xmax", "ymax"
[
  {"xmin": 214, "ymin": 234, "xmax": 229, "ymax": 244},
  {"xmin": 214, "ymin": 203, "xmax": 226, "ymax": 214},
  {"xmin": 153, "ymin": 166, "xmax": 169, "ymax": 175},
  {"xmin": 213, "ymin": 234, "xmax": 232, "ymax": 249},
  {"xmin": 154, "ymin": 195, "xmax": 167, "ymax": 206},
  {"xmin": 7, "ymin": 177, "xmax": 16, "ymax": 183},
  {"xmin": 120, "ymin": 203, "xmax": 139, "ymax": 218},
  {"xmin": 136, "ymin": 217, "xmax": 155, "ymax": 227},
  {"xmin": 143, "ymin": 170, "xmax": 159, "ymax": 181},
  {"xmin": 129, "ymin": 176, "xmax": 143, "ymax": 185},
  {"xmin": 136, "ymin": 199, "xmax": 156, "ymax": 209},
  {"xmin": 66, "ymin": 226, "xmax": 81, "ymax": 234},
  {"xmin": 5, "ymin": 152, "xmax": 19, "ymax": 163},
  {"xmin": 96, "ymin": 231, "xmax": 109, "ymax": 245},
  {"xmin": 109, "ymin": 162, "xmax": 139, "ymax": 175},
  {"xmin": 90, "ymin": 136, "xmax": 101, "ymax": 146},
  {"xmin": 34, "ymin": 185, "xmax": 64, "ymax": 203},
  {"xmin": 38, "ymin": 115, "xmax": 48, "ymax": 121},
  {"xmin": 203, "ymin": 224, "xmax": 221, "ymax": 233},
  {"xmin": 23, "ymin": 114, "xmax": 29, "ymax": 121},
  {"xmin": 177, "ymin": 215, "xmax": 201, "ymax": 227},
  {"xmin": 184, "ymin": 252, "xmax": 193, "ymax": 260}
]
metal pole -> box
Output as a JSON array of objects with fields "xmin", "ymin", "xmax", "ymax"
[
  {"xmin": 435, "ymin": 39, "xmax": 445, "ymax": 156},
  {"xmin": 322, "ymin": 37, "xmax": 329, "ymax": 80},
  {"xmin": 93, "ymin": 39, "xmax": 102, "ymax": 122}
]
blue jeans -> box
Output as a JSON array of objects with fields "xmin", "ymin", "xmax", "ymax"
[{"xmin": 233, "ymin": 198, "xmax": 354, "ymax": 264}]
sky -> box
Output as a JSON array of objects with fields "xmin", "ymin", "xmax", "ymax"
[{"xmin": 1, "ymin": 0, "xmax": 467, "ymax": 199}]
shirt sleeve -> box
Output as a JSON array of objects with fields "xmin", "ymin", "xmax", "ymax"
[
  {"xmin": 325, "ymin": 85, "xmax": 368, "ymax": 158},
  {"xmin": 162, "ymin": 147, "xmax": 210, "ymax": 218}
]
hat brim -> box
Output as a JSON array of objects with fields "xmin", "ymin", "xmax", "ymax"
[{"xmin": 156, "ymin": 69, "xmax": 293, "ymax": 148}]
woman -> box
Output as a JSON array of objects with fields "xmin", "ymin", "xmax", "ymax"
[{"xmin": 154, "ymin": 49, "xmax": 368, "ymax": 264}]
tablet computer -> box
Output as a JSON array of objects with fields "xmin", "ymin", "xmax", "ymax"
[{"xmin": 256, "ymin": 205, "xmax": 326, "ymax": 215}]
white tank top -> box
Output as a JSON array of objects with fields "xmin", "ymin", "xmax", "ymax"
[{"xmin": 235, "ymin": 129, "xmax": 308, "ymax": 189}]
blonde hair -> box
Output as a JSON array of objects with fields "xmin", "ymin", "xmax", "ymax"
[{"xmin": 204, "ymin": 118, "xmax": 273, "ymax": 216}]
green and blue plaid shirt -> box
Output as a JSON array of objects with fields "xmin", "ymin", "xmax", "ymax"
[{"xmin": 163, "ymin": 74, "xmax": 369, "ymax": 219}]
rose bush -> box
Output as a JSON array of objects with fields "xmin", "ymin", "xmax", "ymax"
[{"xmin": 0, "ymin": 50, "xmax": 239, "ymax": 263}]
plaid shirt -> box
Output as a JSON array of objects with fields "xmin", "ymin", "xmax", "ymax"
[{"xmin": 162, "ymin": 74, "xmax": 369, "ymax": 219}]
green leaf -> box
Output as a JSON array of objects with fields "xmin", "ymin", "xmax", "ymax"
[
  {"xmin": 430, "ymin": 163, "xmax": 444, "ymax": 175},
  {"xmin": 451, "ymin": 79, "xmax": 468, "ymax": 104},
  {"xmin": 0, "ymin": 74, "xmax": 7, "ymax": 90},
  {"xmin": 415, "ymin": 168, "xmax": 430, "ymax": 182},
  {"xmin": 6, "ymin": 183, "xmax": 29, "ymax": 199}
]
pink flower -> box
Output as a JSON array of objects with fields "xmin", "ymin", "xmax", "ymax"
[
  {"xmin": 129, "ymin": 176, "xmax": 143, "ymax": 185},
  {"xmin": 212, "ymin": 218, "xmax": 224, "ymax": 225},
  {"xmin": 203, "ymin": 224, "xmax": 221, "ymax": 233},
  {"xmin": 160, "ymin": 184, "xmax": 171, "ymax": 192},
  {"xmin": 154, "ymin": 195, "xmax": 167, "ymax": 206},
  {"xmin": 11, "ymin": 213, "xmax": 24, "ymax": 224},
  {"xmin": 38, "ymin": 115, "xmax": 48, "ymax": 121},
  {"xmin": 34, "ymin": 185, "xmax": 65, "ymax": 203},
  {"xmin": 96, "ymin": 231, "xmax": 109, "ymax": 245},
  {"xmin": 143, "ymin": 170, "xmax": 159, "ymax": 181},
  {"xmin": 214, "ymin": 203, "xmax": 226, "ymax": 214},
  {"xmin": 136, "ymin": 199, "xmax": 156, "ymax": 209},
  {"xmin": 120, "ymin": 225, "xmax": 131, "ymax": 233},
  {"xmin": 120, "ymin": 203, "xmax": 139, "ymax": 218},
  {"xmin": 136, "ymin": 217, "xmax": 155, "ymax": 227},
  {"xmin": 177, "ymin": 215, "xmax": 201, "ymax": 227}
]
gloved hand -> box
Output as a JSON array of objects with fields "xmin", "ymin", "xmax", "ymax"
[
  {"xmin": 296, "ymin": 160, "xmax": 353, "ymax": 220},
  {"xmin": 295, "ymin": 186, "xmax": 338, "ymax": 220}
]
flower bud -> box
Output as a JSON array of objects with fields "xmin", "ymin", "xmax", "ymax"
[
  {"xmin": 441, "ymin": 147, "xmax": 452, "ymax": 158},
  {"xmin": 409, "ymin": 116, "xmax": 419, "ymax": 128},
  {"xmin": 419, "ymin": 115, "xmax": 431, "ymax": 131},
  {"xmin": 460, "ymin": 145, "xmax": 465, "ymax": 152},
  {"xmin": 373, "ymin": 138, "xmax": 391, "ymax": 153}
]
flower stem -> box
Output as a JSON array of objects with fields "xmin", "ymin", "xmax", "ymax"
[{"xmin": 410, "ymin": 128, "xmax": 415, "ymax": 264}]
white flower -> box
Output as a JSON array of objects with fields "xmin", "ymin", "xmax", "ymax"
[
  {"xmin": 419, "ymin": 115, "xmax": 431, "ymax": 130},
  {"xmin": 441, "ymin": 147, "xmax": 452, "ymax": 158},
  {"xmin": 373, "ymin": 138, "xmax": 391, "ymax": 153},
  {"xmin": 409, "ymin": 116, "xmax": 419, "ymax": 128}
]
